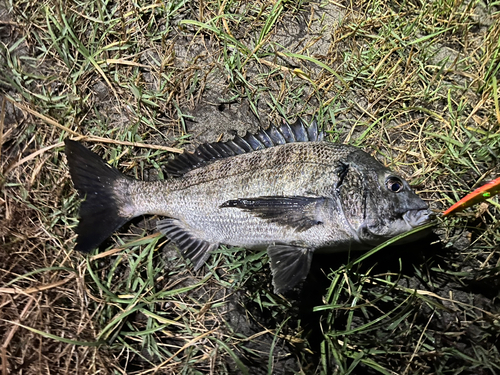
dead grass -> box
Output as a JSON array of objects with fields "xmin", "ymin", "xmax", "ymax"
[{"xmin": 1, "ymin": 0, "xmax": 499, "ymax": 374}]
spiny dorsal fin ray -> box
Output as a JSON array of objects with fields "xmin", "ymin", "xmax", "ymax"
[{"xmin": 166, "ymin": 117, "xmax": 323, "ymax": 177}]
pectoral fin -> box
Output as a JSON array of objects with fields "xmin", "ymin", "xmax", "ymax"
[
  {"xmin": 220, "ymin": 196, "xmax": 327, "ymax": 232},
  {"xmin": 267, "ymin": 244, "xmax": 313, "ymax": 294}
]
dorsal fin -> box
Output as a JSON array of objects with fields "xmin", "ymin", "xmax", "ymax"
[{"xmin": 166, "ymin": 117, "xmax": 323, "ymax": 177}]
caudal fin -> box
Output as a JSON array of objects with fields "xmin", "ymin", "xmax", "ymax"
[{"xmin": 65, "ymin": 139, "xmax": 132, "ymax": 252}]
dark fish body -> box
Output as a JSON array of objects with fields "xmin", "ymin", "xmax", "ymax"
[{"xmin": 65, "ymin": 119, "xmax": 431, "ymax": 293}]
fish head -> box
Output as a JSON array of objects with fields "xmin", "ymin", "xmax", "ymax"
[{"xmin": 339, "ymin": 150, "xmax": 432, "ymax": 246}]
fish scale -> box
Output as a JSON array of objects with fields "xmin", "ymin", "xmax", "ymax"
[
  {"xmin": 149, "ymin": 146, "xmax": 343, "ymax": 244},
  {"xmin": 65, "ymin": 118, "xmax": 432, "ymax": 293}
]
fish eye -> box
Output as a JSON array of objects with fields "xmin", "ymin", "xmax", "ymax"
[{"xmin": 386, "ymin": 177, "xmax": 404, "ymax": 193}]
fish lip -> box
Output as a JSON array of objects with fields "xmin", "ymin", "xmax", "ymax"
[{"xmin": 403, "ymin": 208, "xmax": 433, "ymax": 228}]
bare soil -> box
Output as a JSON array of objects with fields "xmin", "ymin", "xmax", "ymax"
[{"xmin": 1, "ymin": 0, "xmax": 499, "ymax": 374}]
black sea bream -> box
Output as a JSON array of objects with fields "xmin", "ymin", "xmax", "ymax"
[{"xmin": 65, "ymin": 119, "xmax": 431, "ymax": 293}]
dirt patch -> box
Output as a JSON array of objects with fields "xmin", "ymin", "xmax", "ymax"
[{"xmin": 1, "ymin": 0, "xmax": 500, "ymax": 374}]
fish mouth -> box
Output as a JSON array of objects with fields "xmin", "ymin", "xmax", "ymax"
[{"xmin": 403, "ymin": 208, "xmax": 434, "ymax": 228}]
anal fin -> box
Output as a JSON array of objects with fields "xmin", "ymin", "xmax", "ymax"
[
  {"xmin": 157, "ymin": 218, "xmax": 218, "ymax": 270},
  {"xmin": 268, "ymin": 244, "xmax": 313, "ymax": 294}
]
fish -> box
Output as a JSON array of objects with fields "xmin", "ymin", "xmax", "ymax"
[{"xmin": 65, "ymin": 118, "xmax": 432, "ymax": 293}]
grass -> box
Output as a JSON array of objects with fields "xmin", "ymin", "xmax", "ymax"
[{"xmin": 1, "ymin": 0, "xmax": 500, "ymax": 374}]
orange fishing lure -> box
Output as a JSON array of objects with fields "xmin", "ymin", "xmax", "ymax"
[{"xmin": 443, "ymin": 176, "xmax": 500, "ymax": 216}]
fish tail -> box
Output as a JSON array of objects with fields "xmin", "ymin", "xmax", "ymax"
[{"xmin": 65, "ymin": 139, "xmax": 134, "ymax": 252}]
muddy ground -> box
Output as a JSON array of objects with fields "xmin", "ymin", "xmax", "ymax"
[{"xmin": 1, "ymin": 0, "xmax": 500, "ymax": 374}]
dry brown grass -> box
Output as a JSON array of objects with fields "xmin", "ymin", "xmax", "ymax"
[{"xmin": 1, "ymin": 0, "xmax": 500, "ymax": 374}]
